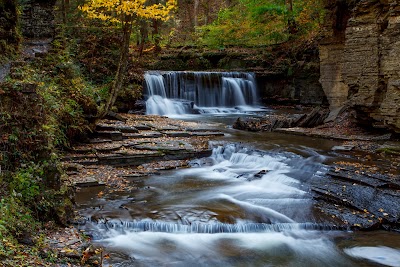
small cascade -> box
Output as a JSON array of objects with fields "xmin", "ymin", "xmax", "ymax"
[
  {"xmin": 92, "ymin": 220, "xmax": 346, "ymax": 236},
  {"xmin": 77, "ymin": 142, "xmax": 356, "ymax": 266},
  {"xmin": 144, "ymin": 71, "xmax": 259, "ymax": 115}
]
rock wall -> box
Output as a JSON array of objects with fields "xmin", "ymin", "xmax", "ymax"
[
  {"xmin": 320, "ymin": 0, "xmax": 400, "ymax": 132},
  {"xmin": 0, "ymin": 0, "xmax": 20, "ymax": 63},
  {"xmin": 20, "ymin": 0, "xmax": 56, "ymax": 39}
]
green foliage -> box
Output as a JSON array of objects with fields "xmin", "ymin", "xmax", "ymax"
[
  {"xmin": 197, "ymin": 0, "xmax": 325, "ymax": 48},
  {"xmin": 0, "ymin": 195, "xmax": 39, "ymax": 264},
  {"xmin": 10, "ymin": 163, "xmax": 42, "ymax": 203},
  {"xmin": 0, "ymin": 0, "xmax": 20, "ymax": 63},
  {"xmin": 0, "ymin": 196, "xmax": 38, "ymax": 239},
  {"xmin": 0, "ymin": 194, "xmax": 64, "ymax": 266}
]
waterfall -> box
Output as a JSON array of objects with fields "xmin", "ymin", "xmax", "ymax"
[
  {"xmin": 93, "ymin": 220, "xmax": 346, "ymax": 236},
  {"xmin": 144, "ymin": 71, "xmax": 259, "ymax": 115}
]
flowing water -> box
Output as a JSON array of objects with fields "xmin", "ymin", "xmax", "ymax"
[
  {"xmin": 76, "ymin": 72, "xmax": 400, "ymax": 266},
  {"xmin": 144, "ymin": 71, "xmax": 263, "ymax": 115}
]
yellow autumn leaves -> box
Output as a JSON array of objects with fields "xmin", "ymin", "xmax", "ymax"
[{"xmin": 80, "ymin": 0, "xmax": 176, "ymax": 23}]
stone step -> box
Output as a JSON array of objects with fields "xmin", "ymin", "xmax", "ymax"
[
  {"xmin": 190, "ymin": 132, "xmax": 224, "ymax": 137},
  {"xmin": 95, "ymin": 150, "xmax": 212, "ymax": 167},
  {"xmin": 133, "ymin": 124, "xmax": 152, "ymax": 130},
  {"xmin": 159, "ymin": 131, "xmax": 224, "ymax": 137},
  {"xmin": 88, "ymin": 138, "xmax": 113, "ymax": 144},
  {"xmin": 68, "ymin": 159, "xmax": 99, "ymax": 165},
  {"xmin": 93, "ymin": 144, "xmax": 123, "ymax": 153},
  {"xmin": 185, "ymin": 127, "xmax": 221, "ymax": 132},
  {"xmin": 123, "ymin": 131, "xmax": 163, "ymax": 139},
  {"xmin": 96, "ymin": 123, "xmax": 139, "ymax": 133},
  {"xmin": 74, "ymin": 177, "xmax": 105, "ymax": 188},
  {"xmin": 154, "ymin": 126, "xmax": 181, "ymax": 131},
  {"xmin": 133, "ymin": 144, "xmax": 191, "ymax": 152},
  {"xmin": 162, "ymin": 131, "xmax": 191, "ymax": 138},
  {"xmin": 94, "ymin": 131, "xmax": 123, "ymax": 141}
]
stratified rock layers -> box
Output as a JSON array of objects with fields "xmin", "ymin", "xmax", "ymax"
[{"xmin": 320, "ymin": 0, "xmax": 400, "ymax": 132}]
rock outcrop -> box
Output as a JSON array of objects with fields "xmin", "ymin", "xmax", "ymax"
[
  {"xmin": 320, "ymin": 0, "xmax": 400, "ymax": 132},
  {"xmin": 20, "ymin": 0, "xmax": 57, "ymax": 39}
]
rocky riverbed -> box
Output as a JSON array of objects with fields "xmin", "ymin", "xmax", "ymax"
[{"xmin": 51, "ymin": 112, "xmax": 400, "ymax": 265}]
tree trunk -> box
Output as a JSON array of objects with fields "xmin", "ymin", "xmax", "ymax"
[
  {"xmin": 61, "ymin": 0, "xmax": 67, "ymax": 24},
  {"xmin": 286, "ymin": 0, "xmax": 297, "ymax": 34},
  {"xmin": 194, "ymin": 0, "xmax": 199, "ymax": 28},
  {"xmin": 100, "ymin": 15, "xmax": 133, "ymax": 118},
  {"xmin": 152, "ymin": 19, "xmax": 161, "ymax": 53},
  {"xmin": 138, "ymin": 19, "xmax": 148, "ymax": 56}
]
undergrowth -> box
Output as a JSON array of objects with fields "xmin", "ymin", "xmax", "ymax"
[{"xmin": 0, "ymin": 9, "xmax": 101, "ymax": 267}]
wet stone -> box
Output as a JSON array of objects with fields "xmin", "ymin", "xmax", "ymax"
[
  {"xmin": 332, "ymin": 145, "xmax": 355, "ymax": 151},
  {"xmin": 74, "ymin": 177, "xmax": 105, "ymax": 188}
]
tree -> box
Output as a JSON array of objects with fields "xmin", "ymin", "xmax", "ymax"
[
  {"xmin": 80, "ymin": 0, "xmax": 176, "ymax": 117},
  {"xmin": 285, "ymin": 0, "xmax": 297, "ymax": 34}
]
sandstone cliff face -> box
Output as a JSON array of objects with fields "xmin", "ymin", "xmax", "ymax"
[{"xmin": 320, "ymin": 0, "xmax": 400, "ymax": 132}]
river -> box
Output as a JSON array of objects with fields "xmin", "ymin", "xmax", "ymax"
[
  {"xmin": 75, "ymin": 72, "xmax": 400, "ymax": 266},
  {"xmin": 76, "ymin": 113, "xmax": 399, "ymax": 267}
]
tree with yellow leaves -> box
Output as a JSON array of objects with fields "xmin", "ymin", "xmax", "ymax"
[{"xmin": 80, "ymin": 0, "xmax": 176, "ymax": 117}]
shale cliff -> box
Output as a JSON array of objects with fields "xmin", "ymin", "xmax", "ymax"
[{"xmin": 320, "ymin": 0, "xmax": 400, "ymax": 132}]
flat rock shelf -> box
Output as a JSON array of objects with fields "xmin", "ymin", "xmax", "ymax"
[{"xmin": 62, "ymin": 114, "xmax": 224, "ymax": 189}]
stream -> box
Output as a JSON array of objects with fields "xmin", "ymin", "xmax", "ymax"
[{"xmin": 76, "ymin": 72, "xmax": 400, "ymax": 266}]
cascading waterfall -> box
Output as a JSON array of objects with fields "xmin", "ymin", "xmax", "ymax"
[
  {"xmin": 144, "ymin": 71, "xmax": 259, "ymax": 115},
  {"xmin": 78, "ymin": 143, "xmax": 359, "ymax": 266}
]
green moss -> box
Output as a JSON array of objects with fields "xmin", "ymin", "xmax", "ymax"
[{"xmin": 378, "ymin": 147, "xmax": 400, "ymax": 156}]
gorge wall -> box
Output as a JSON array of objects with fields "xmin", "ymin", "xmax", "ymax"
[{"xmin": 320, "ymin": 0, "xmax": 400, "ymax": 132}]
